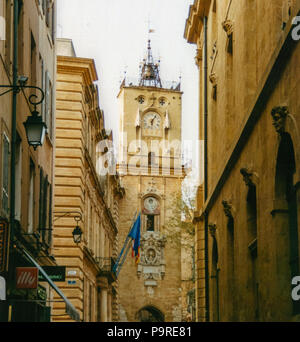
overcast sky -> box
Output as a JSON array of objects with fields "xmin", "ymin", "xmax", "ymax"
[{"xmin": 57, "ymin": 0, "xmax": 201, "ymax": 183}]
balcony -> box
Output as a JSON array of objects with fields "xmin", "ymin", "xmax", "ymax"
[{"xmin": 96, "ymin": 257, "xmax": 117, "ymax": 283}]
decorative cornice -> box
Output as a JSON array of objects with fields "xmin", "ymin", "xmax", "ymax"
[{"xmin": 57, "ymin": 56, "xmax": 98, "ymax": 84}]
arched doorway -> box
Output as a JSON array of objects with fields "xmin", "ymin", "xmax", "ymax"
[{"xmin": 136, "ymin": 306, "xmax": 165, "ymax": 322}]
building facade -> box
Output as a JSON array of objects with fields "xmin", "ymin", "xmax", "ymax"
[
  {"xmin": 116, "ymin": 40, "xmax": 186, "ymax": 322},
  {"xmin": 0, "ymin": 0, "xmax": 75, "ymax": 322},
  {"xmin": 185, "ymin": 0, "xmax": 300, "ymax": 321},
  {"xmin": 53, "ymin": 39, "xmax": 124, "ymax": 322}
]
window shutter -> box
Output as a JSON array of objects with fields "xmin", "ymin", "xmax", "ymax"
[
  {"xmin": 45, "ymin": 70, "xmax": 49, "ymax": 130},
  {"xmin": 41, "ymin": 59, "xmax": 45, "ymax": 120},
  {"xmin": 42, "ymin": 175, "xmax": 48, "ymax": 243},
  {"xmin": 39, "ymin": 168, "xmax": 44, "ymax": 234},
  {"xmin": 47, "ymin": 183, "xmax": 52, "ymax": 246},
  {"xmin": 2, "ymin": 133, "xmax": 9, "ymax": 215}
]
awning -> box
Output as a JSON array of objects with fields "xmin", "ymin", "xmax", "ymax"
[{"xmin": 22, "ymin": 249, "xmax": 80, "ymax": 322}]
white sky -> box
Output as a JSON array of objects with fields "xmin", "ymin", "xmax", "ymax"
[{"xmin": 57, "ymin": 0, "xmax": 201, "ymax": 183}]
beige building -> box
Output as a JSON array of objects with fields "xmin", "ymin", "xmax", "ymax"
[
  {"xmin": 0, "ymin": 0, "xmax": 73, "ymax": 322},
  {"xmin": 185, "ymin": 0, "xmax": 300, "ymax": 321},
  {"xmin": 116, "ymin": 40, "xmax": 186, "ymax": 322},
  {"xmin": 53, "ymin": 39, "xmax": 124, "ymax": 322}
]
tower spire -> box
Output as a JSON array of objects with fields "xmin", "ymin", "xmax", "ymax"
[{"xmin": 139, "ymin": 39, "xmax": 162, "ymax": 88}]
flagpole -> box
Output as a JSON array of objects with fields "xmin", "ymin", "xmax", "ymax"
[
  {"xmin": 113, "ymin": 211, "xmax": 138, "ymax": 274},
  {"xmin": 116, "ymin": 242, "xmax": 132, "ymax": 277}
]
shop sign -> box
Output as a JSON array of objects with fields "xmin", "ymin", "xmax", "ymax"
[
  {"xmin": 37, "ymin": 285, "xmax": 47, "ymax": 301},
  {"xmin": 0, "ymin": 219, "xmax": 9, "ymax": 273},
  {"xmin": 16, "ymin": 267, "xmax": 39, "ymax": 289},
  {"xmin": 38, "ymin": 266, "xmax": 66, "ymax": 282}
]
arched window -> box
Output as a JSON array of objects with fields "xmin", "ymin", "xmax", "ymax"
[
  {"xmin": 148, "ymin": 152, "xmax": 156, "ymax": 167},
  {"xmin": 227, "ymin": 215, "xmax": 235, "ymax": 320},
  {"xmin": 247, "ymin": 184, "xmax": 259, "ymax": 320},
  {"xmin": 274, "ymin": 132, "xmax": 299, "ymax": 315},
  {"xmin": 211, "ymin": 238, "xmax": 220, "ymax": 321},
  {"xmin": 222, "ymin": 200, "xmax": 235, "ymax": 320}
]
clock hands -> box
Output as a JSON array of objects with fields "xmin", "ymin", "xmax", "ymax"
[{"xmin": 150, "ymin": 114, "xmax": 157, "ymax": 126}]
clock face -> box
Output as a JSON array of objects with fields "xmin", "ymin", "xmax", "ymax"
[
  {"xmin": 143, "ymin": 112, "xmax": 161, "ymax": 130},
  {"xmin": 144, "ymin": 197, "xmax": 158, "ymax": 212}
]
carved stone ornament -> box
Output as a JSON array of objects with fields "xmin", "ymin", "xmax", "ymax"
[
  {"xmin": 222, "ymin": 19, "xmax": 234, "ymax": 37},
  {"xmin": 149, "ymin": 93, "xmax": 157, "ymax": 107},
  {"xmin": 208, "ymin": 223, "xmax": 217, "ymax": 238},
  {"xmin": 222, "ymin": 200, "xmax": 233, "ymax": 219},
  {"xmin": 209, "ymin": 73, "xmax": 217, "ymax": 99},
  {"xmin": 140, "ymin": 178, "xmax": 163, "ymax": 197},
  {"xmin": 137, "ymin": 231, "xmax": 167, "ymax": 289},
  {"xmin": 240, "ymin": 168, "xmax": 255, "ymax": 188},
  {"xmin": 271, "ymin": 106, "xmax": 289, "ymax": 135},
  {"xmin": 209, "ymin": 73, "xmax": 217, "ymax": 86}
]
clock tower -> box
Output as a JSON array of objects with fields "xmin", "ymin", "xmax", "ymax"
[{"xmin": 116, "ymin": 40, "xmax": 185, "ymax": 322}]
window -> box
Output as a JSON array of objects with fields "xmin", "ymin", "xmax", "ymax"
[
  {"xmin": 15, "ymin": 133, "xmax": 22, "ymax": 221},
  {"xmin": 247, "ymin": 185, "xmax": 259, "ymax": 320},
  {"xmin": 38, "ymin": 168, "xmax": 52, "ymax": 246},
  {"xmin": 143, "ymin": 196, "xmax": 160, "ymax": 232},
  {"xmin": 146, "ymin": 215, "xmax": 155, "ymax": 232},
  {"xmin": 274, "ymin": 132, "xmax": 299, "ymax": 315},
  {"xmin": 148, "ymin": 152, "xmax": 156, "ymax": 167},
  {"xmin": 5, "ymin": 0, "xmax": 12, "ymax": 71},
  {"xmin": 2, "ymin": 133, "xmax": 9, "ymax": 215},
  {"xmin": 227, "ymin": 216, "xmax": 235, "ymax": 320},
  {"xmin": 28, "ymin": 160, "xmax": 35, "ymax": 233},
  {"xmin": 30, "ymin": 32, "xmax": 37, "ymax": 86},
  {"xmin": 44, "ymin": 70, "xmax": 53, "ymax": 139},
  {"xmin": 17, "ymin": 0, "xmax": 23, "ymax": 73}
]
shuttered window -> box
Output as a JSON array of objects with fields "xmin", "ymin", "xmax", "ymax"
[
  {"xmin": 38, "ymin": 168, "xmax": 52, "ymax": 247},
  {"xmin": 2, "ymin": 133, "xmax": 9, "ymax": 215},
  {"xmin": 44, "ymin": 70, "xmax": 53, "ymax": 139}
]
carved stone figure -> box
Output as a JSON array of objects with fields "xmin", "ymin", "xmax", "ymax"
[{"xmin": 271, "ymin": 106, "xmax": 289, "ymax": 135}]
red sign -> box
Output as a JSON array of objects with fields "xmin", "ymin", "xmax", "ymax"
[{"xmin": 16, "ymin": 267, "xmax": 39, "ymax": 289}]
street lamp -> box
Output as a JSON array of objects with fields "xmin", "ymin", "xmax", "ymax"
[
  {"xmin": 72, "ymin": 225, "xmax": 83, "ymax": 244},
  {"xmin": 53, "ymin": 211, "xmax": 83, "ymax": 245},
  {"xmin": 0, "ymin": 77, "xmax": 47, "ymax": 150},
  {"xmin": 23, "ymin": 109, "xmax": 47, "ymax": 150}
]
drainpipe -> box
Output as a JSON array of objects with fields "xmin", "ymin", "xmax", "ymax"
[
  {"xmin": 203, "ymin": 15, "xmax": 209, "ymax": 323},
  {"xmin": 8, "ymin": 0, "xmax": 18, "ymax": 292}
]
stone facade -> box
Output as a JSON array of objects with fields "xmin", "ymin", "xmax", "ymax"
[
  {"xmin": 0, "ymin": 0, "xmax": 58, "ymax": 322},
  {"xmin": 185, "ymin": 0, "xmax": 300, "ymax": 321},
  {"xmin": 53, "ymin": 39, "xmax": 123, "ymax": 322}
]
